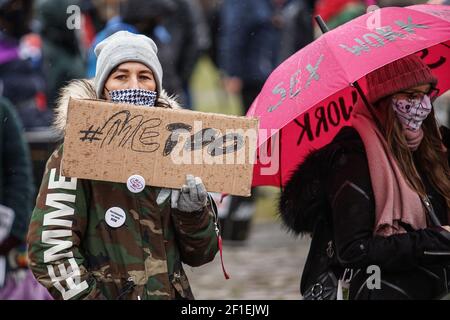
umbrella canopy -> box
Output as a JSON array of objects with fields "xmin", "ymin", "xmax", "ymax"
[{"xmin": 248, "ymin": 4, "xmax": 450, "ymax": 187}]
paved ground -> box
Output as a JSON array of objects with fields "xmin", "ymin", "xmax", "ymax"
[{"xmin": 184, "ymin": 221, "xmax": 311, "ymax": 300}]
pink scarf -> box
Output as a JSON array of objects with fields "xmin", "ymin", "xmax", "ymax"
[
  {"xmin": 404, "ymin": 128, "xmax": 424, "ymax": 151},
  {"xmin": 351, "ymin": 102, "xmax": 427, "ymax": 236}
]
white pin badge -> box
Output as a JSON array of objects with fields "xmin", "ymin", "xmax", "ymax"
[
  {"xmin": 105, "ymin": 207, "xmax": 126, "ymax": 228},
  {"xmin": 127, "ymin": 174, "xmax": 145, "ymax": 193}
]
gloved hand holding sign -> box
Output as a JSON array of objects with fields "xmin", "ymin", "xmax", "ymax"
[
  {"xmin": 156, "ymin": 175, "xmax": 208, "ymax": 213},
  {"xmin": 175, "ymin": 175, "xmax": 208, "ymax": 213}
]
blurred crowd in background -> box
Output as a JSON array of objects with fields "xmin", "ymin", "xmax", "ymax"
[
  {"xmin": 1, "ymin": 0, "xmax": 449, "ymax": 299},
  {"xmin": 3, "ymin": 0, "xmax": 446, "ymax": 130}
]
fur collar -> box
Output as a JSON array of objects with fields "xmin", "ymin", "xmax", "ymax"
[
  {"xmin": 278, "ymin": 127, "xmax": 364, "ymax": 235},
  {"xmin": 53, "ymin": 79, "xmax": 181, "ymax": 134}
]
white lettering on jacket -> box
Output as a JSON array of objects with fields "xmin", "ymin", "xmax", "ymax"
[
  {"xmin": 42, "ymin": 168, "xmax": 88, "ymax": 299},
  {"xmin": 47, "ymin": 258, "xmax": 89, "ymax": 300}
]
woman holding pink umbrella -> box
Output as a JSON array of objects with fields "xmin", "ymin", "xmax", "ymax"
[{"xmin": 279, "ymin": 54, "xmax": 450, "ymax": 300}]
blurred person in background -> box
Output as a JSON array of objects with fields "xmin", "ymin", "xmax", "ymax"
[
  {"xmin": 278, "ymin": 0, "xmax": 315, "ymax": 63},
  {"xmin": 90, "ymin": 0, "xmax": 123, "ymax": 30},
  {"xmin": 0, "ymin": 96, "xmax": 51, "ymax": 299},
  {"xmin": 35, "ymin": 0, "xmax": 85, "ymax": 110},
  {"xmin": 218, "ymin": 0, "xmax": 287, "ymax": 113},
  {"xmin": 85, "ymin": 0, "xmax": 206, "ymax": 108},
  {"xmin": 121, "ymin": 0, "xmax": 206, "ymax": 108},
  {"xmin": 0, "ymin": 0, "xmax": 50, "ymax": 130},
  {"xmin": 217, "ymin": 0, "xmax": 289, "ymax": 242},
  {"xmin": 85, "ymin": 0, "xmax": 137, "ymax": 78},
  {"xmin": 181, "ymin": 0, "xmax": 211, "ymax": 108},
  {"xmin": 197, "ymin": 0, "xmax": 222, "ymax": 68}
]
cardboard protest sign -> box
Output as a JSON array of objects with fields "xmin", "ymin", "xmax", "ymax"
[{"xmin": 62, "ymin": 98, "xmax": 258, "ymax": 196}]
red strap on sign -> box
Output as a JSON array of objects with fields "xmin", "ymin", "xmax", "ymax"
[{"xmin": 218, "ymin": 235, "xmax": 230, "ymax": 279}]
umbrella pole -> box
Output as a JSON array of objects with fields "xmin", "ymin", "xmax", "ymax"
[
  {"xmin": 352, "ymin": 81, "xmax": 386, "ymax": 136},
  {"xmin": 314, "ymin": 15, "xmax": 386, "ymax": 136},
  {"xmin": 314, "ymin": 15, "xmax": 330, "ymax": 33}
]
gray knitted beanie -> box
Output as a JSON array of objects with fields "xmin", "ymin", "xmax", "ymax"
[{"xmin": 94, "ymin": 31, "xmax": 163, "ymax": 98}]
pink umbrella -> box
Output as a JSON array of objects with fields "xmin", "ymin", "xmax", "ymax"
[{"xmin": 248, "ymin": 4, "xmax": 450, "ymax": 187}]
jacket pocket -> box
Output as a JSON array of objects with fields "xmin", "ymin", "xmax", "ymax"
[
  {"xmin": 115, "ymin": 277, "xmax": 136, "ymax": 300},
  {"xmin": 91, "ymin": 270, "xmax": 136, "ymax": 300},
  {"xmin": 170, "ymin": 269, "xmax": 194, "ymax": 300}
]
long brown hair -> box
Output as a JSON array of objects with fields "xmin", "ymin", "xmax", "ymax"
[{"xmin": 376, "ymin": 97, "xmax": 450, "ymax": 210}]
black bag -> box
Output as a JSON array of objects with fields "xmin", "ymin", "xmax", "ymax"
[
  {"xmin": 350, "ymin": 264, "xmax": 450, "ymax": 300},
  {"xmin": 301, "ymin": 216, "xmax": 343, "ymax": 300}
]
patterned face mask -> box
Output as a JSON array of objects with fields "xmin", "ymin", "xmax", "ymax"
[
  {"xmin": 391, "ymin": 95, "xmax": 432, "ymax": 131},
  {"xmin": 109, "ymin": 88, "xmax": 157, "ymax": 107}
]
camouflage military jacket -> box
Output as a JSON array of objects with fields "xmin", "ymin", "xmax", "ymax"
[{"xmin": 26, "ymin": 80, "xmax": 219, "ymax": 300}]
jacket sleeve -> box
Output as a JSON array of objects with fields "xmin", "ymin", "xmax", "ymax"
[
  {"xmin": 327, "ymin": 149, "xmax": 450, "ymax": 272},
  {"xmin": 170, "ymin": 195, "xmax": 219, "ymax": 267},
  {"xmin": 0, "ymin": 99, "xmax": 34, "ymax": 246},
  {"xmin": 27, "ymin": 145, "xmax": 106, "ymax": 300}
]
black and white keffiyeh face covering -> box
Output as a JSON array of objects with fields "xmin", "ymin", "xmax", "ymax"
[{"xmin": 109, "ymin": 88, "xmax": 157, "ymax": 107}]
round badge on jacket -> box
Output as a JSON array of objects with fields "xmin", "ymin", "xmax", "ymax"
[
  {"xmin": 105, "ymin": 207, "xmax": 126, "ymax": 228},
  {"xmin": 127, "ymin": 174, "xmax": 146, "ymax": 193}
]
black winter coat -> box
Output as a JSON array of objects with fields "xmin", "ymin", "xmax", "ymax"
[
  {"xmin": 0, "ymin": 97, "xmax": 34, "ymax": 260},
  {"xmin": 279, "ymin": 126, "xmax": 450, "ymax": 300}
]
